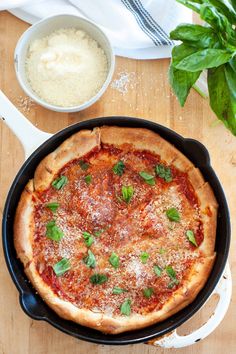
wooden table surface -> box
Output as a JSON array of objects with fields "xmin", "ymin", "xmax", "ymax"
[{"xmin": 0, "ymin": 11, "xmax": 235, "ymax": 354}]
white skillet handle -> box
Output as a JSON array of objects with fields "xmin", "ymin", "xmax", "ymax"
[
  {"xmin": 0, "ymin": 90, "xmax": 52, "ymax": 159},
  {"xmin": 152, "ymin": 262, "xmax": 232, "ymax": 348}
]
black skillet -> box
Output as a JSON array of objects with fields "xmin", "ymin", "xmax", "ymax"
[{"xmin": 2, "ymin": 116, "xmax": 230, "ymax": 345}]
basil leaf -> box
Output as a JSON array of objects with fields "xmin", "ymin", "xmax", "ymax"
[
  {"xmin": 139, "ymin": 171, "xmax": 155, "ymax": 185},
  {"xmin": 174, "ymin": 49, "xmax": 233, "ymax": 72},
  {"xmin": 159, "ymin": 248, "xmax": 167, "ymax": 255},
  {"xmin": 112, "ymin": 286, "xmax": 128, "ymax": 295},
  {"xmin": 85, "ymin": 175, "xmax": 92, "ymax": 185},
  {"xmin": 52, "ymin": 176, "xmax": 68, "ymax": 190},
  {"xmin": 53, "ymin": 258, "xmax": 70, "ymax": 276},
  {"xmin": 143, "ymin": 287, "xmax": 154, "ymax": 298},
  {"xmin": 121, "ymin": 185, "xmax": 134, "ymax": 203},
  {"xmin": 154, "ymin": 265, "xmax": 163, "ymax": 277},
  {"xmin": 113, "ymin": 161, "xmax": 125, "ymax": 176},
  {"xmin": 79, "ymin": 160, "xmax": 89, "ymax": 171},
  {"xmin": 166, "ymin": 265, "xmax": 176, "ymax": 279},
  {"xmin": 46, "ymin": 202, "xmax": 59, "ymax": 213},
  {"xmin": 109, "ymin": 252, "xmax": 120, "ymax": 269},
  {"xmin": 94, "ymin": 229, "xmax": 104, "ymax": 237},
  {"xmin": 155, "ymin": 164, "xmax": 173, "ymax": 182},
  {"xmin": 176, "ymin": 0, "xmax": 201, "ymax": 13},
  {"xmin": 83, "ymin": 250, "xmax": 96, "ymax": 268},
  {"xmin": 166, "ymin": 208, "xmax": 180, "ymax": 222},
  {"xmin": 140, "ymin": 252, "xmax": 149, "ymax": 264},
  {"xmin": 207, "ymin": 0, "xmax": 236, "ymax": 25},
  {"xmin": 208, "ymin": 63, "xmax": 236, "ymax": 135},
  {"xmin": 169, "ymin": 65, "xmax": 201, "ymax": 106},
  {"xmin": 120, "ymin": 299, "xmax": 131, "ymax": 316},
  {"xmin": 168, "ymin": 279, "xmax": 179, "ymax": 289},
  {"xmin": 170, "ymin": 24, "xmax": 220, "ymax": 49},
  {"xmin": 82, "ymin": 231, "xmax": 94, "ymax": 247},
  {"xmin": 90, "ymin": 273, "xmax": 108, "ymax": 285},
  {"xmin": 186, "ymin": 230, "xmax": 198, "ymax": 247},
  {"xmin": 46, "ymin": 221, "xmax": 64, "ymax": 242}
]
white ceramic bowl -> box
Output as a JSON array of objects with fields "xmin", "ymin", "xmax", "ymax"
[{"xmin": 14, "ymin": 14, "xmax": 115, "ymax": 112}]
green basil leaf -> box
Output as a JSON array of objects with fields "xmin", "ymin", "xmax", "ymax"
[
  {"xmin": 53, "ymin": 258, "xmax": 71, "ymax": 276},
  {"xmin": 168, "ymin": 278, "xmax": 180, "ymax": 289},
  {"xmin": 120, "ymin": 299, "xmax": 131, "ymax": 316},
  {"xmin": 166, "ymin": 208, "xmax": 180, "ymax": 222},
  {"xmin": 155, "ymin": 164, "xmax": 173, "ymax": 182},
  {"xmin": 112, "ymin": 286, "xmax": 128, "ymax": 295},
  {"xmin": 186, "ymin": 230, "xmax": 198, "ymax": 247},
  {"xmin": 169, "ymin": 65, "xmax": 201, "ymax": 106},
  {"xmin": 52, "ymin": 176, "xmax": 68, "ymax": 190},
  {"xmin": 46, "ymin": 220, "xmax": 64, "ymax": 242},
  {"xmin": 170, "ymin": 24, "xmax": 220, "ymax": 49},
  {"xmin": 143, "ymin": 287, "xmax": 154, "ymax": 298},
  {"xmin": 94, "ymin": 229, "xmax": 104, "ymax": 237},
  {"xmin": 208, "ymin": 63, "xmax": 236, "ymax": 135},
  {"xmin": 121, "ymin": 185, "xmax": 134, "ymax": 203},
  {"xmin": 154, "ymin": 265, "xmax": 163, "ymax": 277},
  {"xmin": 166, "ymin": 265, "xmax": 177, "ymax": 279},
  {"xmin": 109, "ymin": 252, "xmax": 119, "ymax": 269},
  {"xmin": 176, "ymin": 0, "xmax": 201, "ymax": 13},
  {"xmin": 174, "ymin": 49, "xmax": 233, "ymax": 72},
  {"xmin": 113, "ymin": 161, "xmax": 125, "ymax": 176},
  {"xmin": 46, "ymin": 202, "xmax": 59, "ymax": 213},
  {"xmin": 140, "ymin": 252, "xmax": 149, "ymax": 264},
  {"xmin": 207, "ymin": 0, "xmax": 236, "ymax": 25},
  {"xmin": 90, "ymin": 273, "xmax": 108, "ymax": 285},
  {"xmin": 83, "ymin": 250, "xmax": 96, "ymax": 268},
  {"xmin": 139, "ymin": 171, "xmax": 155, "ymax": 185},
  {"xmin": 82, "ymin": 231, "xmax": 94, "ymax": 247},
  {"xmin": 229, "ymin": 0, "xmax": 236, "ymax": 13},
  {"xmin": 79, "ymin": 160, "xmax": 89, "ymax": 170},
  {"xmin": 159, "ymin": 248, "xmax": 167, "ymax": 255},
  {"xmin": 85, "ymin": 175, "xmax": 92, "ymax": 185}
]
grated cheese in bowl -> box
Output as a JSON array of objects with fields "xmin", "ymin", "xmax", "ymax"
[{"xmin": 25, "ymin": 28, "xmax": 109, "ymax": 107}]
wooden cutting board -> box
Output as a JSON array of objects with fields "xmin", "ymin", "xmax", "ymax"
[{"xmin": 0, "ymin": 11, "xmax": 235, "ymax": 354}]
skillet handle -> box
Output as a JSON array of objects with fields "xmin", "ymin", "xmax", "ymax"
[
  {"xmin": 149, "ymin": 263, "xmax": 232, "ymax": 348},
  {"xmin": 0, "ymin": 90, "xmax": 52, "ymax": 159}
]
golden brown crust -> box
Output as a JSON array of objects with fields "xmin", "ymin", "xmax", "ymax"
[
  {"xmin": 14, "ymin": 180, "xmax": 34, "ymax": 267},
  {"xmin": 23, "ymin": 255, "xmax": 215, "ymax": 334},
  {"xmin": 196, "ymin": 183, "xmax": 218, "ymax": 256},
  {"xmin": 34, "ymin": 128, "xmax": 101, "ymax": 192},
  {"xmin": 14, "ymin": 126, "xmax": 218, "ymax": 334}
]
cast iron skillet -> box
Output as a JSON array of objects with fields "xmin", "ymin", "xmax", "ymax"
[{"xmin": 2, "ymin": 117, "xmax": 230, "ymax": 345}]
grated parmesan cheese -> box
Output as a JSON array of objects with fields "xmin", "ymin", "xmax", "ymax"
[{"xmin": 25, "ymin": 28, "xmax": 108, "ymax": 107}]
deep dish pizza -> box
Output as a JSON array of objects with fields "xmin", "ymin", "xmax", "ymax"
[{"xmin": 14, "ymin": 126, "xmax": 217, "ymax": 334}]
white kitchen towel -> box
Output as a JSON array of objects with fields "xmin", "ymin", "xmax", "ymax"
[{"xmin": 0, "ymin": 0, "xmax": 192, "ymax": 59}]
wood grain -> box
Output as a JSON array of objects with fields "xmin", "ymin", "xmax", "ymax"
[{"xmin": 0, "ymin": 11, "xmax": 235, "ymax": 354}]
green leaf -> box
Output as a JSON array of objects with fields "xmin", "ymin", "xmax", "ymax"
[
  {"xmin": 186, "ymin": 230, "xmax": 198, "ymax": 247},
  {"xmin": 46, "ymin": 220, "xmax": 64, "ymax": 242},
  {"xmin": 155, "ymin": 164, "xmax": 173, "ymax": 182},
  {"xmin": 154, "ymin": 265, "xmax": 163, "ymax": 277},
  {"xmin": 45, "ymin": 202, "xmax": 59, "ymax": 213},
  {"xmin": 169, "ymin": 65, "xmax": 201, "ymax": 106},
  {"xmin": 174, "ymin": 49, "xmax": 233, "ymax": 72},
  {"xmin": 170, "ymin": 24, "xmax": 220, "ymax": 49},
  {"xmin": 166, "ymin": 208, "xmax": 180, "ymax": 222},
  {"xmin": 208, "ymin": 63, "xmax": 236, "ymax": 135},
  {"xmin": 143, "ymin": 287, "xmax": 154, "ymax": 298},
  {"xmin": 82, "ymin": 231, "xmax": 94, "ymax": 247},
  {"xmin": 85, "ymin": 175, "xmax": 92, "ymax": 185},
  {"xmin": 120, "ymin": 299, "xmax": 131, "ymax": 316},
  {"xmin": 53, "ymin": 258, "xmax": 71, "ymax": 276},
  {"xmin": 94, "ymin": 229, "xmax": 104, "ymax": 237},
  {"xmin": 166, "ymin": 265, "xmax": 177, "ymax": 279},
  {"xmin": 168, "ymin": 279, "xmax": 180, "ymax": 289},
  {"xmin": 176, "ymin": 0, "xmax": 201, "ymax": 13},
  {"xmin": 90, "ymin": 273, "xmax": 108, "ymax": 285},
  {"xmin": 109, "ymin": 252, "xmax": 120, "ymax": 269},
  {"xmin": 79, "ymin": 160, "xmax": 89, "ymax": 170},
  {"xmin": 207, "ymin": 0, "xmax": 236, "ymax": 24},
  {"xmin": 140, "ymin": 252, "xmax": 149, "ymax": 264},
  {"xmin": 83, "ymin": 250, "xmax": 96, "ymax": 268},
  {"xmin": 113, "ymin": 161, "xmax": 125, "ymax": 176},
  {"xmin": 52, "ymin": 176, "xmax": 68, "ymax": 190},
  {"xmin": 159, "ymin": 248, "xmax": 167, "ymax": 255},
  {"xmin": 112, "ymin": 286, "xmax": 128, "ymax": 294},
  {"xmin": 139, "ymin": 171, "xmax": 155, "ymax": 185},
  {"xmin": 121, "ymin": 185, "xmax": 134, "ymax": 203}
]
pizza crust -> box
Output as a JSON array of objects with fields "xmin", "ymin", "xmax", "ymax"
[
  {"xmin": 34, "ymin": 128, "xmax": 101, "ymax": 192},
  {"xmin": 14, "ymin": 126, "xmax": 218, "ymax": 334}
]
